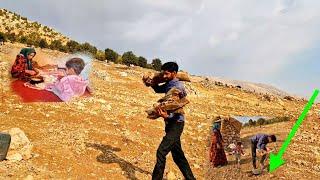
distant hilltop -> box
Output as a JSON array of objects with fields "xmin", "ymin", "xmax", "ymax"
[
  {"xmin": 0, "ymin": 8, "xmax": 70, "ymax": 45},
  {"xmin": 192, "ymin": 75, "xmax": 302, "ymax": 100}
]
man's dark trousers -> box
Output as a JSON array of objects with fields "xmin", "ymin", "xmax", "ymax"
[
  {"xmin": 251, "ymin": 140, "xmax": 266, "ymax": 169},
  {"xmin": 152, "ymin": 119, "xmax": 195, "ymax": 180}
]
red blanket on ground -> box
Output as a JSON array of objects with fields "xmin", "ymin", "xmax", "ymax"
[{"xmin": 11, "ymin": 80, "xmax": 90, "ymax": 102}]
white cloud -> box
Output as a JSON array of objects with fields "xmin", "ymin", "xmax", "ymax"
[
  {"xmin": 123, "ymin": 12, "xmax": 178, "ymax": 43},
  {"xmin": 139, "ymin": 0, "xmax": 202, "ymax": 13},
  {"xmin": 161, "ymin": 18, "xmax": 193, "ymax": 48},
  {"xmin": 167, "ymin": 0, "xmax": 320, "ymax": 79}
]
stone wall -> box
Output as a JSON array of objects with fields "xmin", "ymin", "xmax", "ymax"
[{"xmin": 214, "ymin": 116, "xmax": 242, "ymax": 149}]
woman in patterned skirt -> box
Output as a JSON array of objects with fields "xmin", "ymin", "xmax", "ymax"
[{"xmin": 209, "ymin": 122, "xmax": 228, "ymax": 167}]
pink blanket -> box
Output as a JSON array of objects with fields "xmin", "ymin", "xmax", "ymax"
[{"xmin": 46, "ymin": 75, "xmax": 89, "ymax": 101}]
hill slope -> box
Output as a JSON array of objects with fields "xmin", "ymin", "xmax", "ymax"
[
  {"xmin": 0, "ymin": 8, "xmax": 70, "ymax": 44},
  {"xmin": 1, "ymin": 8, "xmax": 320, "ymax": 179},
  {"xmin": 1, "ymin": 43, "xmax": 319, "ymax": 179},
  {"xmin": 207, "ymin": 76, "xmax": 298, "ymax": 99}
]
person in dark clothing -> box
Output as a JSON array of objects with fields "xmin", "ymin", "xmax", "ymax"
[
  {"xmin": 251, "ymin": 134, "xmax": 277, "ymax": 170},
  {"xmin": 144, "ymin": 62, "xmax": 195, "ymax": 180}
]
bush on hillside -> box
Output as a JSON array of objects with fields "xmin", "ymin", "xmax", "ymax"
[
  {"xmin": 137, "ymin": 56, "xmax": 148, "ymax": 68},
  {"xmin": 122, "ymin": 51, "xmax": 138, "ymax": 66},
  {"xmin": 151, "ymin": 58, "xmax": 162, "ymax": 71},
  {"xmin": 95, "ymin": 50, "xmax": 106, "ymax": 61},
  {"xmin": 50, "ymin": 40, "xmax": 63, "ymax": 50},
  {"xmin": 66, "ymin": 40, "xmax": 81, "ymax": 53},
  {"xmin": 0, "ymin": 32, "xmax": 6, "ymax": 42},
  {"xmin": 79, "ymin": 42, "xmax": 97, "ymax": 55},
  {"xmin": 243, "ymin": 116, "xmax": 290, "ymax": 127},
  {"xmin": 39, "ymin": 39, "xmax": 48, "ymax": 49},
  {"xmin": 104, "ymin": 48, "xmax": 118, "ymax": 62}
]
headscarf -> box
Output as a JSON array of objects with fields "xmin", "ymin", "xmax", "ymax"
[
  {"xmin": 212, "ymin": 122, "xmax": 221, "ymax": 131},
  {"xmin": 20, "ymin": 48, "xmax": 36, "ymax": 70},
  {"xmin": 212, "ymin": 122, "xmax": 223, "ymax": 143}
]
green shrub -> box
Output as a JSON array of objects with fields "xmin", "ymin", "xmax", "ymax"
[
  {"xmin": 19, "ymin": 36, "xmax": 27, "ymax": 44},
  {"xmin": 50, "ymin": 40, "xmax": 63, "ymax": 50},
  {"xmin": 79, "ymin": 42, "xmax": 97, "ymax": 55},
  {"xmin": 243, "ymin": 116, "xmax": 290, "ymax": 127},
  {"xmin": 95, "ymin": 50, "xmax": 106, "ymax": 61},
  {"xmin": 122, "ymin": 51, "xmax": 138, "ymax": 66},
  {"xmin": 104, "ymin": 48, "xmax": 119, "ymax": 62},
  {"xmin": 151, "ymin": 58, "xmax": 162, "ymax": 71},
  {"xmin": 137, "ymin": 56, "xmax": 148, "ymax": 68},
  {"xmin": 39, "ymin": 39, "xmax": 48, "ymax": 49},
  {"xmin": 0, "ymin": 32, "xmax": 6, "ymax": 42},
  {"xmin": 66, "ymin": 40, "xmax": 80, "ymax": 53}
]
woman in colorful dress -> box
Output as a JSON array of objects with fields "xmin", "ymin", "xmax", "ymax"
[
  {"xmin": 209, "ymin": 122, "xmax": 228, "ymax": 167},
  {"xmin": 11, "ymin": 47, "xmax": 40, "ymax": 81}
]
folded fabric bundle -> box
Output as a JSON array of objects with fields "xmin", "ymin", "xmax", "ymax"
[
  {"xmin": 146, "ymin": 87, "xmax": 190, "ymax": 119},
  {"xmin": 143, "ymin": 71, "xmax": 191, "ymax": 87},
  {"xmin": 23, "ymin": 74, "xmax": 58, "ymax": 90}
]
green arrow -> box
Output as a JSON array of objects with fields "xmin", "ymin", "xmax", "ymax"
[{"xmin": 269, "ymin": 89, "xmax": 319, "ymax": 173}]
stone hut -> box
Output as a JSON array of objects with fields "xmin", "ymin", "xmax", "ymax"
[{"xmin": 213, "ymin": 116, "xmax": 242, "ymax": 148}]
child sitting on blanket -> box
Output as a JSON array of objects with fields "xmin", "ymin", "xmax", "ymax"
[
  {"xmin": 143, "ymin": 72, "xmax": 190, "ymax": 119},
  {"xmin": 45, "ymin": 57, "xmax": 89, "ymax": 101}
]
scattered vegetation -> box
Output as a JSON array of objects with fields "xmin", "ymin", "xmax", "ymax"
[
  {"xmin": 105, "ymin": 48, "xmax": 118, "ymax": 62},
  {"xmin": 243, "ymin": 117, "xmax": 290, "ymax": 127},
  {"xmin": 122, "ymin": 51, "xmax": 138, "ymax": 66},
  {"xmin": 151, "ymin": 58, "xmax": 163, "ymax": 71},
  {"xmin": 39, "ymin": 39, "xmax": 48, "ymax": 49}
]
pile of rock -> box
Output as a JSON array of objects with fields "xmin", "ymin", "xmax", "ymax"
[
  {"xmin": 199, "ymin": 78, "xmax": 239, "ymax": 90},
  {"xmin": 199, "ymin": 78, "xmax": 216, "ymax": 90},
  {"xmin": 0, "ymin": 61, "xmax": 10, "ymax": 92},
  {"xmin": 284, "ymin": 96, "xmax": 295, "ymax": 101},
  {"xmin": 184, "ymin": 82, "xmax": 200, "ymax": 96},
  {"xmin": 260, "ymin": 94, "xmax": 277, "ymax": 102},
  {"xmin": 119, "ymin": 72, "xmax": 128, "ymax": 77},
  {"xmin": 92, "ymin": 69, "xmax": 110, "ymax": 81},
  {"xmin": 214, "ymin": 116, "xmax": 242, "ymax": 149},
  {"xmin": 2, "ymin": 128, "xmax": 33, "ymax": 162}
]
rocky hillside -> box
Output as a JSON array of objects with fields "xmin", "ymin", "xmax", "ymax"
[
  {"xmin": 1, "ymin": 42, "xmax": 319, "ymax": 179},
  {"xmin": 206, "ymin": 76, "xmax": 299, "ymax": 99},
  {"xmin": 0, "ymin": 8, "xmax": 70, "ymax": 44}
]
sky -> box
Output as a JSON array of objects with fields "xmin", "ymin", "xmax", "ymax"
[{"xmin": 1, "ymin": 0, "xmax": 319, "ymax": 97}]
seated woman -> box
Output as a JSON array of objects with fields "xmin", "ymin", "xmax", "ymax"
[
  {"xmin": 45, "ymin": 57, "xmax": 89, "ymax": 102},
  {"xmin": 11, "ymin": 48, "xmax": 40, "ymax": 81}
]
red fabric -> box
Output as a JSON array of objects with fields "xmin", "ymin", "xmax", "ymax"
[
  {"xmin": 11, "ymin": 80, "xmax": 90, "ymax": 103},
  {"xmin": 11, "ymin": 55, "xmax": 39, "ymax": 80},
  {"xmin": 11, "ymin": 55, "xmax": 28, "ymax": 79},
  {"xmin": 209, "ymin": 129, "xmax": 228, "ymax": 167}
]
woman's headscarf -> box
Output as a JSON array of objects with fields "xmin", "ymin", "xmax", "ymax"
[
  {"xmin": 212, "ymin": 122, "xmax": 221, "ymax": 131},
  {"xmin": 212, "ymin": 122, "xmax": 223, "ymax": 143},
  {"xmin": 20, "ymin": 48, "xmax": 36, "ymax": 70}
]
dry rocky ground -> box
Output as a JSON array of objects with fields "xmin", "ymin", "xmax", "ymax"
[
  {"xmin": 0, "ymin": 43, "xmax": 319, "ymax": 179},
  {"xmin": 206, "ymin": 115, "xmax": 320, "ymax": 180}
]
